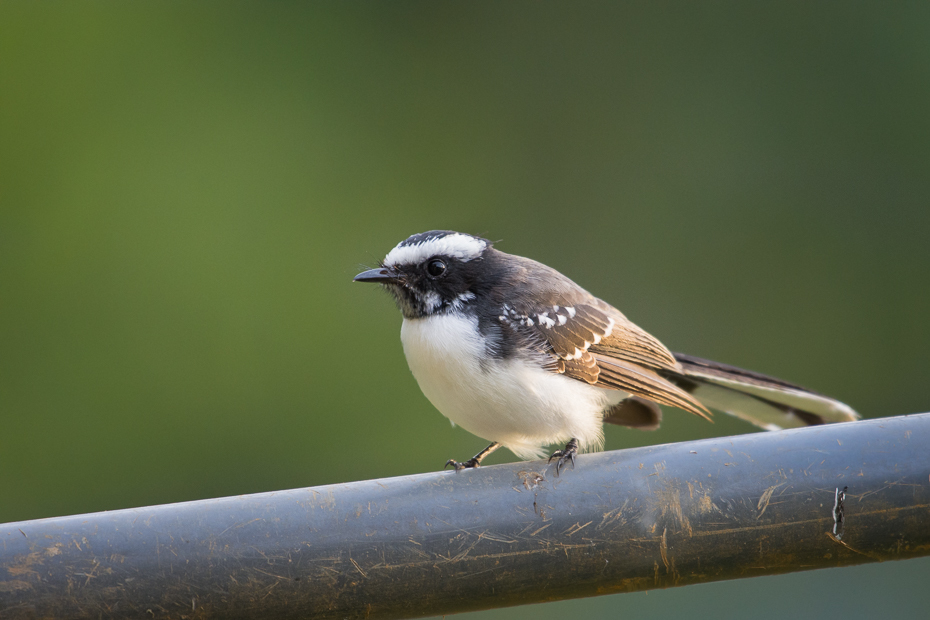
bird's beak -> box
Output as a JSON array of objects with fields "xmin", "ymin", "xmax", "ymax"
[{"xmin": 353, "ymin": 267, "xmax": 402, "ymax": 284}]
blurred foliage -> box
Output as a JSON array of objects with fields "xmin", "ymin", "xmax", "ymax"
[{"xmin": 1, "ymin": 2, "xmax": 928, "ymax": 618}]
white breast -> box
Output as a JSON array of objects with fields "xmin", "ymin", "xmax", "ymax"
[{"xmin": 400, "ymin": 313, "xmax": 625, "ymax": 460}]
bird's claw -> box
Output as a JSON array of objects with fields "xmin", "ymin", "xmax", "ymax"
[
  {"xmin": 445, "ymin": 458, "xmax": 480, "ymax": 470},
  {"xmin": 548, "ymin": 439, "xmax": 579, "ymax": 475}
]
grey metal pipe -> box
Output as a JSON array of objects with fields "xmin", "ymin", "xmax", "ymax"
[{"xmin": 2, "ymin": 414, "xmax": 929, "ymax": 619}]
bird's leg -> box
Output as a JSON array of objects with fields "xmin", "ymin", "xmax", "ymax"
[
  {"xmin": 548, "ymin": 438, "xmax": 579, "ymax": 475},
  {"xmin": 445, "ymin": 442, "xmax": 501, "ymax": 470}
]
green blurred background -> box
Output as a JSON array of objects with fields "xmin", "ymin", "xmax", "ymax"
[{"xmin": 2, "ymin": 2, "xmax": 929, "ymax": 618}]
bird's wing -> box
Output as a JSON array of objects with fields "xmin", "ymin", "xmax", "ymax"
[{"xmin": 501, "ymin": 301, "xmax": 711, "ymax": 420}]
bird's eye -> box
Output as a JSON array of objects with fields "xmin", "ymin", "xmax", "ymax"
[{"xmin": 426, "ymin": 258, "xmax": 447, "ymax": 277}]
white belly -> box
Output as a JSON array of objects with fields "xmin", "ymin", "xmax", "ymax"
[{"xmin": 400, "ymin": 313, "xmax": 625, "ymax": 460}]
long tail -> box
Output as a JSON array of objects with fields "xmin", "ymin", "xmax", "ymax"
[{"xmin": 661, "ymin": 353, "xmax": 859, "ymax": 430}]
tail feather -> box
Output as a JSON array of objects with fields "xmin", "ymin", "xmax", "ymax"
[{"xmin": 663, "ymin": 353, "xmax": 859, "ymax": 430}]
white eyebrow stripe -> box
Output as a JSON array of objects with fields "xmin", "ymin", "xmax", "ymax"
[{"xmin": 384, "ymin": 234, "xmax": 487, "ymax": 267}]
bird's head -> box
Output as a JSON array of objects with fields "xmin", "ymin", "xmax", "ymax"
[{"xmin": 354, "ymin": 230, "xmax": 493, "ymax": 319}]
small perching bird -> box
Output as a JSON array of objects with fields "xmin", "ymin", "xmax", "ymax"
[{"xmin": 354, "ymin": 230, "xmax": 859, "ymax": 472}]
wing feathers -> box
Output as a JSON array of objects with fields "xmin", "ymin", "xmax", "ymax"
[
  {"xmin": 557, "ymin": 353, "xmax": 599, "ymax": 384},
  {"xmin": 509, "ymin": 299, "xmax": 854, "ymax": 431},
  {"xmin": 593, "ymin": 354, "xmax": 713, "ymax": 421},
  {"xmin": 511, "ymin": 300, "xmax": 711, "ymax": 421},
  {"xmin": 523, "ymin": 300, "xmax": 679, "ymax": 370}
]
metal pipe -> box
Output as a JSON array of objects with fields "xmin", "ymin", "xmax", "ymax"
[{"xmin": 2, "ymin": 414, "xmax": 929, "ymax": 619}]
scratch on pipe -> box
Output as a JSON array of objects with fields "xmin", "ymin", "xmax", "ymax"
[
  {"xmin": 756, "ymin": 483, "xmax": 786, "ymax": 520},
  {"xmin": 826, "ymin": 533, "xmax": 881, "ymax": 560},
  {"xmin": 856, "ymin": 477, "xmax": 906, "ymax": 502},
  {"xmin": 431, "ymin": 517, "xmax": 491, "ymax": 539},
  {"xmin": 217, "ymin": 518, "xmax": 264, "ymax": 537},
  {"xmin": 596, "ymin": 505, "xmax": 625, "ymax": 531},
  {"xmin": 696, "ymin": 492, "xmax": 720, "ymax": 516},
  {"xmin": 361, "ymin": 545, "xmax": 594, "ymax": 574},
  {"xmin": 563, "ymin": 521, "xmax": 593, "ymax": 537},
  {"xmin": 518, "ymin": 470, "xmax": 545, "ymax": 490},
  {"xmin": 447, "ymin": 540, "xmax": 480, "ymax": 563},
  {"xmin": 0, "ymin": 580, "xmax": 33, "ymax": 592},
  {"xmin": 5, "ymin": 552, "xmax": 43, "ymax": 579},
  {"xmin": 694, "ymin": 503, "xmax": 930, "ymax": 539},
  {"xmin": 659, "ymin": 527, "xmax": 669, "ymax": 572},
  {"xmin": 655, "ymin": 481, "xmax": 692, "ymax": 536},
  {"xmin": 260, "ymin": 581, "xmax": 280, "ymax": 600},
  {"xmin": 478, "ymin": 531, "xmax": 518, "ymax": 544},
  {"xmin": 465, "ymin": 565, "xmax": 505, "ymax": 578},
  {"xmin": 251, "ymin": 566, "xmax": 289, "ymax": 581},
  {"xmin": 349, "ymin": 557, "xmax": 368, "ymax": 578}
]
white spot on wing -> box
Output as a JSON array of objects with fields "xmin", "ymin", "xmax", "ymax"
[
  {"xmin": 557, "ymin": 314, "xmax": 567, "ymax": 325},
  {"xmin": 565, "ymin": 307, "xmax": 576, "ymax": 318}
]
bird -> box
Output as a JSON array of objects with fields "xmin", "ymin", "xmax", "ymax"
[{"xmin": 354, "ymin": 230, "xmax": 859, "ymax": 472}]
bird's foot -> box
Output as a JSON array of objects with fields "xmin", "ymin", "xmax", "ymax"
[
  {"xmin": 444, "ymin": 442, "xmax": 501, "ymax": 471},
  {"xmin": 548, "ymin": 438, "xmax": 579, "ymax": 475},
  {"xmin": 445, "ymin": 457, "xmax": 481, "ymax": 470}
]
